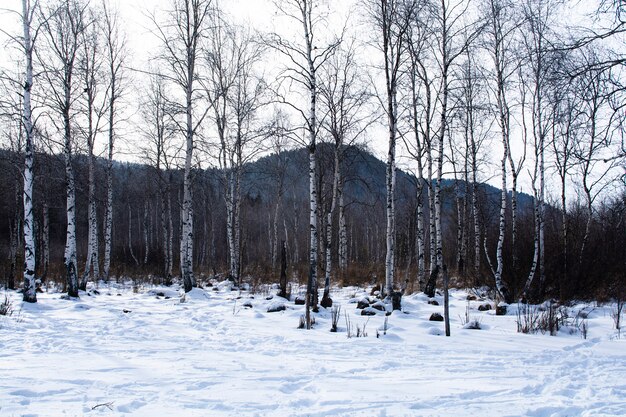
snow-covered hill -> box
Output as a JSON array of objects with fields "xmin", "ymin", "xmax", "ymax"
[{"xmin": 1, "ymin": 283, "xmax": 625, "ymax": 416}]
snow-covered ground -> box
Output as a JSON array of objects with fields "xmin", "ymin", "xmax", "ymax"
[{"xmin": 1, "ymin": 281, "xmax": 625, "ymax": 417}]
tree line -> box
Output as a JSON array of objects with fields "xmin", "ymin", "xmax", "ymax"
[{"xmin": 0, "ymin": 0, "xmax": 624, "ymax": 326}]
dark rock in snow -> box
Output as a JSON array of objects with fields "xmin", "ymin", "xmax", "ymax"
[
  {"xmin": 478, "ymin": 303, "xmax": 492, "ymax": 311},
  {"xmin": 496, "ymin": 305, "xmax": 508, "ymax": 316},
  {"xmin": 357, "ymin": 298, "xmax": 370, "ymax": 309},
  {"xmin": 156, "ymin": 292, "xmax": 165, "ymax": 297},
  {"xmin": 123, "ymin": 309, "xmax": 132, "ymax": 313},
  {"xmin": 294, "ymin": 296, "xmax": 306, "ymax": 305},
  {"xmin": 466, "ymin": 294, "xmax": 477, "ymax": 301},
  {"xmin": 267, "ymin": 302, "xmax": 286, "ymax": 313},
  {"xmin": 429, "ymin": 312, "xmax": 444, "ymax": 321},
  {"xmin": 361, "ymin": 307, "xmax": 378, "ymax": 316},
  {"xmin": 370, "ymin": 301, "xmax": 386, "ymax": 311},
  {"xmin": 428, "ymin": 299, "xmax": 439, "ymax": 306},
  {"xmin": 320, "ymin": 296, "xmax": 333, "ymax": 308},
  {"xmin": 243, "ymin": 301, "xmax": 253, "ymax": 308}
]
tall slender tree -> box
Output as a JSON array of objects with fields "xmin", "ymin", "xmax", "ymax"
[
  {"xmin": 151, "ymin": 0, "xmax": 212, "ymax": 292},
  {"xmin": 21, "ymin": 0, "xmax": 38, "ymax": 302},
  {"xmin": 268, "ymin": 0, "xmax": 341, "ymax": 327},
  {"xmin": 368, "ymin": 0, "xmax": 414, "ymax": 304},
  {"xmin": 204, "ymin": 15, "xmax": 265, "ymax": 284},
  {"xmin": 318, "ymin": 41, "xmax": 370, "ymax": 307},
  {"xmin": 521, "ymin": 0, "xmax": 558, "ymax": 299},
  {"xmin": 79, "ymin": 6, "xmax": 106, "ymax": 289},
  {"xmin": 40, "ymin": 0, "xmax": 89, "ymax": 298},
  {"xmin": 102, "ymin": 0, "xmax": 126, "ymax": 281}
]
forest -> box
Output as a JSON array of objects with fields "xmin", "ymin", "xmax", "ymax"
[
  {"xmin": 2, "ymin": 1, "xmax": 626, "ymax": 415},
  {"xmin": 0, "ymin": 0, "xmax": 625, "ymax": 321}
]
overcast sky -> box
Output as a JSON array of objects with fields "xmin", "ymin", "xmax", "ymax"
[{"xmin": 0, "ymin": 0, "xmax": 620, "ymax": 198}]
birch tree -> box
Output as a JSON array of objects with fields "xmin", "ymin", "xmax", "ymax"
[
  {"xmin": 367, "ymin": 0, "xmax": 414, "ymax": 304},
  {"xmin": 268, "ymin": 0, "xmax": 341, "ymax": 327},
  {"xmin": 79, "ymin": 6, "xmax": 107, "ymax": 289},
  {"xmin": 482, "ymin": 0, "xmax": 524, "ymax": 286},
  {"xmin": 404, "ymin": 9, "xmax": 437, "ymax": 292},
  {"xmin": 482, "ymin": 0, "xmax": 518, "ymax": 302},
  {"xmin": 139, "ymin": 74, "xmax": 177, "ymax": 283},
  {"xmin": 425, "ymin": 0, "xmax": 480, "ymax": 298},
  {"xmin": 318, "ymin": 41, "xmax": 370, "ymax": 307},
  {"xmin": 40, "ymin": 0, "xmax": 89, "ymax": 298},
  {"xmin": 457, "ymin": 46, "xmax": 490, "ymax": 285},
  {"xmin": 551, "ymin": 72, "xmax": 580, "ymax": 299},
  {"xmin": 13, "ymin": 0, "xmax": 39, "ymax": 302},
  {"xmin": 204, "ymin": 15, "xmax": 265, "ymax": 283},
  {"xmin": 151, "ymin": 0, "xmax": 212, "ymax": 292},
  {"xmin": 520, "ymin": 0, "xmax": 558, "ymax": 299},
  {"xmin": 102, "ymin": 0, "xmax": 126, "ymax": 281}
]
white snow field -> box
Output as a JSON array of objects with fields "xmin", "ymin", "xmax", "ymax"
[{"xmin": 1, "ymin": 282, "xmax": 626, "ymax": 417}]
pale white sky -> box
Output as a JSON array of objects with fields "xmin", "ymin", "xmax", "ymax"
[{"xmin": 0, "ymin": 0, "xmax": 621, "ymax": 200}]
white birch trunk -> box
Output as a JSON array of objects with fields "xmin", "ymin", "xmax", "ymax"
[
  {"xmin": 102, "ymin": 4, "xmax": 121, "ymax": 282},
  {"xmin": 21, "ymin": 0, "xmax": 36, "ymax": 302},
  {"xmin": 416, "ymin": 184, "xmax": 425, "ymax": 290},
  {"xmin": 428, "ymin": 153, "xmax": 436, "ymax": 276},
  {"xmin": 300, "ymin": 2, "xmax": 319, "ymax": 327},
  {"xmin": 539, "ymin": 138, "xmax": 545, "ymax": 292},
  {"xmin": 103, "ymin": 158, "xmax": 113, "ymax": 280},
  {"xmin": 181, "ymin": 96, "xmax": 194, "ymax": 291},
  {"xmin": 494, "ymin": 136, "xmax": 508, "ymax": 302},
  {"xmin": 81, "ymin": 33, "xmax": 101, "ymax": 290},
  {"xmin": 167, "ymin": 191, "xmax": 174, "ymax": 280},
  {"xmin": 42, "ymin": 203, "xmax": 50, "ymax": 282},
  {"xmin": 493, "ymin": 8, "xmax": 511, "ymax": 302},
  {"xmin": 226, "ymin": 171, "xmax": 235, "ymax": 276},
  {"xmin": 307, "ymin": 148, "xmax": 318, "ymax": 324},
  {"xmin": 293, "ymin": 192, "xmax": 300, "ymax": 265},
  {"xmin": 143, "ymin": 200, "xmax": 149, "ymax": 265},
  {"xmin": 64, "ymin": 121, "xmax": 78, "ymax": 297},
  {"xmin": 524, "ymin": 189, "xmax": 540, "ymax": 298},
  {"xmin": 510, "ymin": 172, "xmax": 518, "ymax": 270},
  {"xmin": 322, "ymin": 148, "xmax": 340, "ymax": 306},
  {"xmin": 233, "ymin": 165, "xmax": 242, "ymax": 281},
  {"xmin": 384, "ymin": 77, "xmax": 397, "ymax": 299},
  {"xmin": 435, "ymin": 27, "xmax": 450, "ymax": 278},
  {"xmin": 471, "ymin": 156, "xmax": 480, "ymax": 281},
  {"xmin": 456, "ymin": 196, "xmax": 463, "ymax": 272},
  {"xmin": 338, "ymin": 180, "xmax": 347, "ymax": 272},
  {"xmin": 273, "ymin": 198, "xmax": 280, "ymax": 269},
  {"xmin": 82, "ymin": 147, "xmax": 99, "ymax": 288},
  {"xmin": 410, "ymin": 67, "xmax": 426, "ymax": 290}
]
